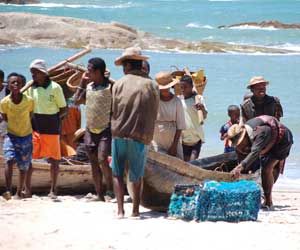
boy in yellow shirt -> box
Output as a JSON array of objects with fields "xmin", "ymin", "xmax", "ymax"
[{"xmin": 0, "ymin": 74, "xmax": 34, "ymax": 200}]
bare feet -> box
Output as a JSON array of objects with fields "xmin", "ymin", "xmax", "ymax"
[
  {"xmin": 261, "ymin": 200, "xmax": 274, "ymax": 211},
  {"xmin": 22, "ymin": 191, "xmax": 32, "ymax": 199},
  {"xmin": 13, "ymin": 194, "xmax": 22, "ymax": 200},
  {"xmin": 116, "ymin": 210, "xmax": 125, "ymax": 219},
  {"xmin": 48, "ymin": 192, "xmax": 57, "ymax": 199},
  {"xmin": 131, "ymin": 211, "xmax": 140, "ymax": 218}
]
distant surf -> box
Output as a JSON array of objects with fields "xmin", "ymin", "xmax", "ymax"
[
  {"xmin": 186, "ymin": 22, "xmax": 214, "ymax": 29},
  {"xmin": 1, "ymin": 2, "xmax": 135, "ymax": 9},
  {"xmin": 229, "ymin": 25, "xmax": 278, "ymax": 31}
]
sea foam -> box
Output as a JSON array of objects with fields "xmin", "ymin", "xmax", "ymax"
[
  {"xmin": 186, "ymin": 23, "xmax": 214, "ymax": 29},
  {"xmin": 229, "ymin": 25, "xmax": 278, "ymax": 31},
  {"xmin": 4, "ymin": 2, "xmax": 134, "ymax": 9}
]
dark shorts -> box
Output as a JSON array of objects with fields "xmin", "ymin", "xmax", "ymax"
[
  {"xmin": 182, "ymin": 140, "xmax": 202, "ymax": 158},
  {"xmin": 84, "ymin": 127, "xmax": 111, "ymax": 161},
  {"xmin": 268, "ymin": 128, "xmax": 293, "ymax": 160}
]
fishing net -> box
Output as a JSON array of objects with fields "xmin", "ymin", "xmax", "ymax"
[
  {"xmin": 168, "ymin": 180, "xmax": 261, "ymax": 222},
  {"xmin": 168, "ymin": 184, "xmax": 202, "ymax": 221}
]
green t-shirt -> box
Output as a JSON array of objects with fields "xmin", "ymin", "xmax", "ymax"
[
  {"xmin": 26, "ymin": 80, "xmax": 67, "ymax": 134},
  {"xmin": 26, "ymin": 80, "xmax": 66, "ymax": 115}
]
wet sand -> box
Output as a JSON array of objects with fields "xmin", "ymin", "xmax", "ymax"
[{"xmin": 0, "ymin": 190, "xmax": 299, "ymax": 250}]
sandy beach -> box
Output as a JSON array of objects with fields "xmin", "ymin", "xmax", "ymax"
[{"xmin": 0, "ymin": 190, "xmax": 299, "ymax": 250}]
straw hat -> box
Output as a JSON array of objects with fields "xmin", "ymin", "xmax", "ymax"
[
  {"xmin": 247, "ymin": 76, "xmax": 269, "ymax": 89},
  {"xmin": 73, "ymin": 128, "xmax": 85, "ymax": 143},
  {"xmin": 227, "ymin": 124, "xmax": 247, "ymax": 147},
  {"xmin": 30, "ymin": 59, "xmax": 48, "ymax": 75},
  {"xmin": 155, "ymin": 71, "xmax": 179, "ymax": 90},
  {"xmin": 114, "ymin": 47, "xmax": 149, "ymax": 66}
]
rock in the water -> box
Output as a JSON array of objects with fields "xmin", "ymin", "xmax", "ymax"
[
  {"xmin": 218, "ymin": 20, "xmax": 300, "ymax": 29},
  {"xmin": 0, "ymin": 0, "xmax": 39, "ymax": 4},
  {"xmin": 0, "ymin": 13, "xmax": 297, "ymax": 54}
]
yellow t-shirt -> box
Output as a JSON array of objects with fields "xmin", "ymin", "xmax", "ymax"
[{"xmin": 0, "ymin": 94, "xmax": 34, "ymax": 137}]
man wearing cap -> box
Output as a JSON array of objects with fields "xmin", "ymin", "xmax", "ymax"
[
  {"xmin": 26, "ymin": 59, "xmax": 67, "ymax": 198},
  {"xmin": 228, "ymin": 115, "xmax": 293, "ymax": 208},
  {"xmin": 241, "ymin": 76, "xmax": 283, "ymax": 122},
  {"xmin": 111, "ymin": 47, "xmax": 159, "ymax": 218}
]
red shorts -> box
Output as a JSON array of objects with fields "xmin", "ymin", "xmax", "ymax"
[{"xmin": 33, "ymin": 131, "xmax": 61, "ymax": 160}]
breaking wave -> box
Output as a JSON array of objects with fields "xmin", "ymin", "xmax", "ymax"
[
  {"xmin": 229, "ymin": 25, "xmax": 278, "ymax": 31},
  {"xmin": 2, "ymin": 2, "xmax": 135, "ymax": 9},
  {"xmin": 186, "ymin": 22, "xmax": 214, "ymax": 29}
]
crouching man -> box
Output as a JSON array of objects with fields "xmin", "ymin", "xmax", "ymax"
[{"xmin": 228, "ymin": 115, "xmax": 293, "ymax": 208}]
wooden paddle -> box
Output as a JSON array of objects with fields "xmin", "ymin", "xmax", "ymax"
[
  {"xmin": 65, "ymin": 62, "xmax": 116, "ymax": 84},
  {"xmin": 21, "ymin": 47, "xmax": 92, "ymax": 93}
]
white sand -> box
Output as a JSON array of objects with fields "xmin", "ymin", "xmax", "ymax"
[{"xmin": 0, "ymin": 191, "xmax": 299, "ymax": 250}]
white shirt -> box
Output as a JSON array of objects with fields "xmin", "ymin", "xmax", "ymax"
[{"xmin": 181, "ymin": 94, "xmax": 207, "ymax": 145}]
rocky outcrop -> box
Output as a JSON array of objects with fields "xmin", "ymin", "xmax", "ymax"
[
  {"xmin": 218, "ymin": 20, "xmax": 300, "ymax": 29},
  {"xmin": 0, "ymin": 0, "xmax": 39, "ymax": 4},
  {"xmin": 0, "ymin": 13, "xmax": 297, "ymax": 54}
]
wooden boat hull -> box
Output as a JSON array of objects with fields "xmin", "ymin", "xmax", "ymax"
[
  {"xmin": 0, "ymin": 156, "xmax": 94, "ymax": 194},
  {"xmin": 127, "ymin": 150, "xmax": 251, "ymax": 212},
  {"xmin": 1, "ymin": 150, "xmax": 250, "ymax": 212}
]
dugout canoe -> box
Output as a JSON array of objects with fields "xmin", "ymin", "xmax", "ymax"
[
  {"xmin": 127, "ymin": 150, "xmax": 255, "ymax": 212},
  {"xmin": 0, "ymin": 156, "xmax": 94, "ymax": 194},
  {"xmin": 0, "ymin": 150, "xmax": 252, "ymax": 210}
]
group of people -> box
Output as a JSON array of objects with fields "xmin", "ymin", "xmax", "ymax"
[
  {"xmin": 0, "ymin": 46, "xmax": 293, "ymax": 216},
  {"xmin": 221, "ymin": 76, "xmax": 293, "ymax": 208}
]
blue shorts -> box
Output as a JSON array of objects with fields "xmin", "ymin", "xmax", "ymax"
[
  {"xmin": 111, "ymin": 138, "xmax": 148, "ymax": 182},
  {"xmin": 3, "ymin": 133, "xmax": 33, "ymax": 171}
]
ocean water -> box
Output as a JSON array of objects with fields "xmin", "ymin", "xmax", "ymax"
[
  {"xmin": 1, "ymin": 0, "xmax": 300, "ymax": 50},
  {"xmin": 0, "ymin": 0, "xmax": 299, "ymax": 187}
]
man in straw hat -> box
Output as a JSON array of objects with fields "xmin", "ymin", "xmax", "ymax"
[
  {"xmin": 241, "ymin": 76, "xmax": 283, "ymax": 122},
  {"xmin": 26, "ymin": 59, "xmax": 67, "ymax": 198},
  {"xmin": 227, "ymin": 115, "xmax": 293, "ymax": 209},
  {"xmin": 152, "ymin": 71, "xmax": 186, "ymax": 159},
  {"xmin": 111, "ymin": 47, "xmax": 159, "ymax": 218}
]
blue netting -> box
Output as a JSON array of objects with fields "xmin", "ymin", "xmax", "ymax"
[
  {"xmin": 168, "ymin": 180, "xmax": 261, "ymax": 222},
  {"xmin": 168, "ymin": 184, "xmax": 202, "ymax": 221}
]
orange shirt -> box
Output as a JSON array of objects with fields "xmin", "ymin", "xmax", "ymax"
[{"xmin": 62, "ymin": 106, "xmax": 81, "ymax": 136}]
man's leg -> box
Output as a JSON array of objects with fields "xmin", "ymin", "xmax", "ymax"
[
  {"xmin": 24, "ymin": 163, "xmax": 33, "ymax": 197},
  {"xmin": 261, "ymin": 158, "xmax": 279, "ymax": 207},
  {"xmin": 131, "ymin": 178, "xmax": 142, "ymax": 217},
  {"xmin": 111, "ymin": 138, "xmax": 126, "ymax": 217},
  {"xmin": 98, "ymin": 139, "xmax": 113, "ymax": 195},
  {"xmin": 182, "ymin": 144, "xmax": 192, "ymax": 162},
  {"xmin": 4, "ymin": 160, "xmax": 14, "ymax": 198},
  {"xmin": 190, "ymin": 141, "xmax": 202, "ymax": 161},
  {"xmin": 16, "ymin": 169, "xmax": 26, "ymax": 198},
  {"xmin": 49, "ymin": 158, "xmax": 59, "ymax": 196},
  {"xmin": 128, "ymin": 140, "xmax": 147, "ymax": 217},
  {"xmin": 87, "ymin": 150, "xmax": 105, "ymax": 201},
  {"xmin": 113, "ymin": 176, "xmax": 125, "ymax": 218}
]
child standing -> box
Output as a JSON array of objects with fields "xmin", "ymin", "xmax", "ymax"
[
  {"xmin": 220, "ymin": 105, "xmax": 240, "ymax": 153},
  {"xmin": 0, "ymin": 74, "xmax": 34, "ymax": 200},
  {"xmin": 180, "ymin": 75, "xmax": 208, "ymax": 162}
]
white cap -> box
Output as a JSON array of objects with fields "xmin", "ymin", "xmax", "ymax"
[{"xmin": 29, "ymin": 59, "xmax": 48, "ymax": 75}]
